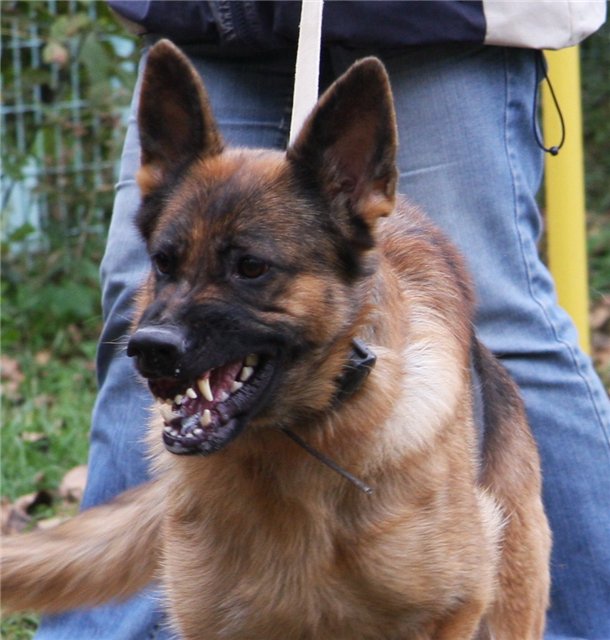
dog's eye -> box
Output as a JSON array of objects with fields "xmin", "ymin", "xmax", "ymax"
[
  {"xmin": 235, "ymin": 256, "xmax": 269, "ymax": 279},
  {"xmin": 152, "ymin": 251, "xmax": 174, "ymax": 277}
]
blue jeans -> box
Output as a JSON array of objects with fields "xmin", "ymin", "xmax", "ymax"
[{"xmin": 37, "ymin": 44, "xmax": 610, "ymax": 639}]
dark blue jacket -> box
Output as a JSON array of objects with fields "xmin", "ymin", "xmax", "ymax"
[
  {"xmin": 107, "ymin": 1, "xmax": 605, "ymax": 52},
  {"xmin": 108, "ymin": 1, "xmax": 484, "ymax": 50}
]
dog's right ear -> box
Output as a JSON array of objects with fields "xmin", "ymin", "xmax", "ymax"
[{"xmin": 136, "ymin": 40, "xmax": 223, "ymax": 198}]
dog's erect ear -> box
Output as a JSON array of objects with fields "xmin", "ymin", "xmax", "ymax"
[
  {"xmin": 136, "ymin": 39, "xmax": 224, "ymax": 196},
  {"xmin": 288, "ymin": 58, "xmax": 397, "ymax": 244}
]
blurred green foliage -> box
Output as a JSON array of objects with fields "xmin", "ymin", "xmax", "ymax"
[
  {"xmin": 1, "ymin": 10, "xmax": 135, "ymax": 635},
  {"xmin": 1, "ymin": 1, "xmax": 137, "ymax": 355},
  {"xmin": 581, "ymin": 22, "xmax": 610, "ymax": 300},
  {"xmin": 582, "ymin": 21, "xmax": 610, "ymax": 216}
]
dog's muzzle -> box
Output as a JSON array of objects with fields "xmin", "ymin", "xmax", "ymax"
[{"xmin": 126, "ymin": 323, "xmax": 280, "ymax": 456}]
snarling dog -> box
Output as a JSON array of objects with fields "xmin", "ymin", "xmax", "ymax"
[{"xmin": 1, "ymin": 40, "xmax": 551, "ymax": 639}]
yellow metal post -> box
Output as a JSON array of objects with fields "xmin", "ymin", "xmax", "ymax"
[{"xmin": 542, "ymin": 47, "xmax": 591, "ymax": 354}]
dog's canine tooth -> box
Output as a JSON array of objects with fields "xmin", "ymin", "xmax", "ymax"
[
  {"xmin": 245, "ymin": 354, "xmax": 259, "ymax": 367},
  {"xmin": 240, "ymin": 366, "xmax": 254, "ymax": 382},
  {"xmin": 200, "ymin": 409, "xmax": 212, "ymax": 427},
  {"xmin": 193, "ymin": 427, "xmax": 204, "ymax": 437},
  {"xmin": 198, "ymin": 377, "xmax": 214, "ymax": 402},
  {"xmin": 174, "ymin": 394, "xmax": 184, "ymax": 405},
  {"xmin": 231, "ymin": 381, "xmax": 243, "ymax": 393},
  {"xmin": 218, "ymin": 390, "xmax": 229, "ymax": 402},
  {"xmin": 186, "ymin": 387, "xmax": 197, "ymax": 400}
]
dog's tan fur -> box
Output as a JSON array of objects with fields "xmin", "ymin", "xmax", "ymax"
[{"xmin": 1, "ymin": 41, "xmax": 550, "ymax": 639}]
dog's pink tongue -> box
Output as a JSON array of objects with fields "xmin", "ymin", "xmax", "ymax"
[{"xmin": 209, "ymin": 361, "xmax": 244, "ymax": 401}]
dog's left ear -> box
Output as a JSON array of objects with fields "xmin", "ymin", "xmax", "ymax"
[{"xmin": 288, "ymin": 58, "xmax": 397, "ymax": 245}]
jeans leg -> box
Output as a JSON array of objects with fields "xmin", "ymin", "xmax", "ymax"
[
  {"xmin": 35, "ymin": 49, "xmax": 295, "ymax": 640},
  {"xmin": 338, "ymin": 44, "xmax": 609, "ymax": 639}
]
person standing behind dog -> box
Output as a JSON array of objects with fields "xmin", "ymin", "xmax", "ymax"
[{"xmin": 34, "ymin": 2, "xmax": 610, "ymax": 639}]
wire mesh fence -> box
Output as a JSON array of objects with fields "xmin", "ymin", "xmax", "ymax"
[{"xmin": 1, "ymin": 0, "xmax": 136, "ymax": 254}]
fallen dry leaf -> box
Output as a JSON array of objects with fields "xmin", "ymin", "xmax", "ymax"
[
  {"xmin": 33, "ymin": 393, "xmax": 54, "ymax": 409},
  {"xmin": 0, "ymin": 355, "xmax": 25, "ymax": 401},
  {"xmin": 1, "ymin": 490, "xmax": 53, "ymax": 535},
  {"xmin": 20, "ymin": 431, "xmax": 49, "ymax": 444},
  {"xmin": 1, "ymin": 497, "xmax": 31, "ymax": 535},
  {"xmin": 592, "ymin": 330, "xmax": 610, "ymax": 372},
  {"xmin": 59, "ymin": 465, "xmax": 88, "ymax": 504},
  {"xmin": 590, "ymin": 296, "xmax": 610, "ymax": 332},
  {"xmin": 35, "ymin": 350, "xmax": 52, "ymax": 366},
  {"xmin": 590, "ymin": 296, "xmax": 610, "ymax": 391}
]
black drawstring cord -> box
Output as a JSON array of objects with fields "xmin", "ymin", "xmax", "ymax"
[
  {"xmin": 281, "ymin": 428, "xmax": 374, "ymax": 495},
  {"xmin": 533, "ymin": 50, "xmax": 566, "ymax": 156}
]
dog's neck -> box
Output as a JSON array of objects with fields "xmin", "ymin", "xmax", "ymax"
[{"xmin": 279, "ymin": 339, "xmax": 377, "ymax": 495}]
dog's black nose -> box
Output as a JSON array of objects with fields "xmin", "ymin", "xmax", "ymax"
[{"xmin": 127, "ymin": 325, "xmax": 187, "ymax": 378}]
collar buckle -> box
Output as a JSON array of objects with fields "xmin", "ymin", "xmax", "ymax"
[{"xmin": 335, "ymin": 338, "xmax": 377, "ymax": 402}]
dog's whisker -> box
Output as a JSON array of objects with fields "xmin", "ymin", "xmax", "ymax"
[{"xmin": 103, "ymin": 337, "xmax": 131, "ymax": 348}]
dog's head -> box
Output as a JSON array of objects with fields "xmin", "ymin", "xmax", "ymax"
[{"xmin": 127, "ymin": 40, "xmax": 397, "ymax": 455}]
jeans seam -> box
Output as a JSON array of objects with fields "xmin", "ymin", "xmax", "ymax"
[{"xmin": 501, "ymin": 49, "xmax": 610, "ymax": 449}]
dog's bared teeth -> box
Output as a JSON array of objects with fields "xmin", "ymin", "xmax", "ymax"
[
  {"xmin": 186, "ymin": 387, "xmax": 197, "ymax": 400},
  {"xmin": 200, "ymin": 409, "xmax": 212, "ymax": 427},
  {"xmin": 240, "ymin": 366, "xmax": 254, "ymax": 382},
  {"xmin": 218, "ymin": 390, "xmax": 230, "ymax": 402},
  {"xmin": 245, "ymin": 354, "xmax": 259, "ymax": 367},
  {"xmin": 174, "ymin": 394, "xmax": 184, "ymax": 405},
  {"xmin": 159, "ymin": 403, "xmax": 177, "ymax": 423},
  {"xmin": 231, "ymin": 381, "xmax": 243, "ymax": 393},
  {"xmin": 198, "ymin": 376, "xmax": 214, "ymax": 402}
]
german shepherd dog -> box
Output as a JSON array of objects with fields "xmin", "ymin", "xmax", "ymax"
[{"xmin": 1, "ymin": 41, "xmax": 551, "ymax": 639}]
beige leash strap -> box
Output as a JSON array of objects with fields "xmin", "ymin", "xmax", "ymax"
[{"xmin": 289, "ymin": 0, "xmax": 324, "ymax": 145}]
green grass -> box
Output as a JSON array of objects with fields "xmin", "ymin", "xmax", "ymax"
[
  {"xmin": 1, "ymin": 344, "xmax": 96, "ymax": 638},
  {"xmin": 2, "ymin": 345, "xmax": 96, "ymax": 502},
  {"xmin": 0, "ymin": 614, "xmax": 39, "ymax": 640}
]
